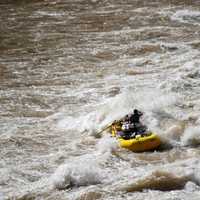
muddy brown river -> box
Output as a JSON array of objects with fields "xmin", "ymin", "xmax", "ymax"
[{"xmin": 0, "ymin": 0, "xmax": 200, "ymax": 199}]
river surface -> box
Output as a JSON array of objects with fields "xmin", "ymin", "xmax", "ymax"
[{"xmin": 1, "ymin": 0, "xmax": 200, "ymax": 199}]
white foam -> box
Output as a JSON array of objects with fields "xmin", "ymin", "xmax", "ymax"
[
  {"xmin": 160, "ymin": 56, "xmax": 200, "ymax": 97},
  {"xmin": 181, "ymin": 126, "xmax": 200, "ymax": 146},
  {"xmin": 160, "ymin": 123, "xmax": 184, "ymax": 148},
  {"xmin": 54, "ymin": 88, "xmax": 182, "ymax": 141},
  {"xmin": 96, "ymin": 135, "xmax": 118, "ymax": 154},
  {"xmin": 51, "ymin": 157, "xmax": 102, "ymax": 190},
  {"xmin": 0, "ymin": 192, "xmax": 4, "ymax": 200},
  {"xmin": 56, "ymin": 116, "xmax": 79, "ymax": 130},
  {"xmin": 54, "ymin": 92, "xmax": 134, "ymax": 136},
  {"xmin": 35, "ymin": 11, "xmax": 66, "ymax": 17},
  {"xmin": 185, "ymin": 181, "xmax": 200, "ymax": 192},
  {"xmin": 112, "ymin": 157, "xmax": 200, "ymax": 193},
  {"xmin": 171, "ymin": 10, "xmax": 200, "ymax": 25},
  {"xmin": 53, "ymin": 111, "xmax": 99, "ymax": 136}
]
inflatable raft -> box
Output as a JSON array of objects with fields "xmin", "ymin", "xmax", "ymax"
[{"xmin": 111, "ymin": 123, "xmax": 161, "ymax": 152}]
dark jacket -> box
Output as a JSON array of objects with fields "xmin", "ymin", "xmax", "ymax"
[{"xmin": 129, "ymin": 111, "xmax": 143, "ymax": 124}]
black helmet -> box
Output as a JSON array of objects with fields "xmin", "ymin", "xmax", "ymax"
[{"xmin": 134, "ymin": 109, "xmax": 138, "ymax": 114}]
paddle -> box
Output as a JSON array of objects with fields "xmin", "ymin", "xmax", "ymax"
[
  {"xmin": 96, "ymin": 123, "xmax": 113, "ymax": 135},
  {"xmin": 96, "ymin": 117, "xmax": 123, "ymax": 136}
]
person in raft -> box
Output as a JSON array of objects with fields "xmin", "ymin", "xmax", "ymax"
[
  {"xmin": 130, "ymin": 109, "xmax": 143, "ymax": 124},
  {"xmin": 122, "ymin": 109, "xmax": 145, "ymax": 138}
]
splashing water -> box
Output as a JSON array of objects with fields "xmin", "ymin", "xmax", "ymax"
[{"xmin": 1, "ymin": 1, "xmax": 200, "ymax": 200}]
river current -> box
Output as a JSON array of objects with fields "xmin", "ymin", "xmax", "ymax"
[{"xmin": 0, "ymin": 0, "xmax": 200, "ymax": 199}]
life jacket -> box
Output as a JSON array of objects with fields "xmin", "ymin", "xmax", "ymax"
[{"xmin": 122, "ymin": 123, "xmax": 130, "ymax": 131}]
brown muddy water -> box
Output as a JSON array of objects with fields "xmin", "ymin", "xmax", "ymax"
[{"xmin": 0, "ymin": 0, "xmax": 200, "ymax": 200}]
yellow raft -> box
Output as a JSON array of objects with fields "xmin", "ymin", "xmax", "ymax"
[{"xmin": 111, "ymin": 123, "xmax": 161, "ymax": 152}]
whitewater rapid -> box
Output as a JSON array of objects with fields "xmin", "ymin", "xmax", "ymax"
[{"xmin": 0, "ymin": 1, "xmax": 200, "ymax": 200}]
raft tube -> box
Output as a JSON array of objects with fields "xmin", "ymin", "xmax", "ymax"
[{"xmin": 111, "ymin": 124, "xmax": 161, "ymax": 152}]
